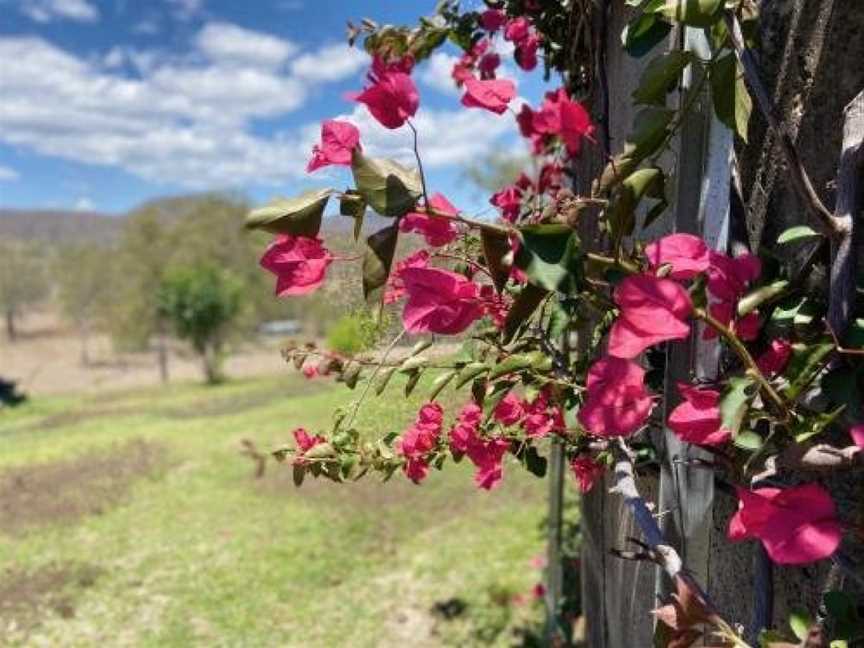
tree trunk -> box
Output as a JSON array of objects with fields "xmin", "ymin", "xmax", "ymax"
[
  {"xmin": 156, "ymin": 317, "xmax": 169, "ymax": 384},
  {"xmin": 5, "ymin": 308, "xmax": 16, "ymax": 342},
  {"xmin": 201, "ymin": 341, "xmax": 222, "ymax": 385}
]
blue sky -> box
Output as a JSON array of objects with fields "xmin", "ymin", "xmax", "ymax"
[{"xmin": 0, "ymin": 0, "xmax": 550, "ymax": 215}]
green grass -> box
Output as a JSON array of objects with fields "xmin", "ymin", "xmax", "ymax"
[{"xmin": 0, "ymin": 373, "xmax": 549, "ymax": 647}]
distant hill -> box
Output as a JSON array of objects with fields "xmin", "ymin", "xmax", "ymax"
[{"xmin": 0, "ymin": 209, "xmax": 122, "ymax": 245}]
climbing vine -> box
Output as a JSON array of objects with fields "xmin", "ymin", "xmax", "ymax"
[{"xmin": 245, "ymin": 2, "xmax": 864, "ymax": 646}]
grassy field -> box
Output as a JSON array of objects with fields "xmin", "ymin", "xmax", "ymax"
[{"xmin": 0, "ymin": 371, "xmax": 551, "ymax": 647}]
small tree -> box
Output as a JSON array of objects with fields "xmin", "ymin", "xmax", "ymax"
[
  {"xmin": 55, "ymin": 243, "xmax": 114, "ymax": 365},
  {"xmin": 158, "ymin": 264, "xmax": 243, "ymax": 384},
  {"xmin": 0, "ymin": 239, "xmax": 50, "ymax": 341}
]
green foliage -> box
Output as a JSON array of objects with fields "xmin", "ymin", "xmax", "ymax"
[
  {"xmin": 325, "ymin": 309, "xmax": 385, "ymax": 356},
  {"xmin": 244, "ymin": 188, "xmax": 332, "ymax": 236},
  {"xmin": 0, "ymin": 239, "xmax": 51, "ymax": 340},
  {"xmin": 158, "ymin": 263, "xmax": 244, "ymax": 383}
]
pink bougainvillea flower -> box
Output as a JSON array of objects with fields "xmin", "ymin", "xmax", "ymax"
[
  {"xmin": 449, "ymin": 400, "xmax": 510, "ymax": 490},
  {"xmin": 260, "ymin": 235, "xmax": 333, "ymax": 297},
  {"xmin": 479, "ymin": 285, "xmax": 511, "ymax": 328},
  {"xmin": 396, "ymin": 402, "xmax": 444, "ymax": 484},
  {"xmin": 532, "ymin": 583, "xmax": 546, "ymax": 600},
  {"xmin": 849, "ymin": 424, "xmax": 864, "ymax": 448},
  {"xmin": 292, "ymin": 427, "xmax": 326, "ymax": 465},
  {"xmin": 756, "ymin": 339, "xmax": 793, "ymax": 375},
  {"xmin": 706, "ymin": 251, "xmax": 761, "ymax": 302},
  {"xmin": 449, "ymin": 400, "xmax": 482, "ymax": 456},
  {"xmin": 728, "ymin": 484, "xmax": 842, "ymax": 564},
  {"xmin": 461, "ymin": 76, "xmax": 516, "ymax": 114},
  {"xmin": 383, "ymin": 250, "xmax": 429, "ymax": 305},
  {"xmin": 578, "ymin": 356, "xmax": 654, "ymax": 437},
  {"xmin": 306, "ymin": 119, "xmax": 360, "ymax": 173},
  {"xmin": 504, "ymin": 16, "xmax": 531, "ymax": 42},
  {"xmin": 480, "ymin": 8, "xmax": 507, "ymax": 32},
  {"xmin": 301, "ymin": 364, "xmax": 318, "ymax": 379},
  {"xmin": 521, "ymin": 388, "xmax": 565, "ymax": 438},
  {"xmin": 401, "ymin": 267, "xmax": 483, "ymax": 335},
  {"xmin": 494, "ymin": 392, "xmax": 525, "ymax": 426},
  {"xmin": 608, "ymin": 275, "xmax": 692, "ymax": 358},
  {"xmin": 469, "ymin": 436, "xmax": 510, "ymax": 490},
  {"xmin": 529, "ymin": 89, "xmax": 595, "ymax": 156},
  {"xmin": 538, "ymin": 161, "xmax": 564, "ymax": 194},
  {"xmin": 478, "ymin": 52, "xmax": 501, "ymax": 79},
  {"xmin": 570, "ymin": 456, "xmax": 605, "ymax": 493},
  {"xmin": 667, "ymin": 383, "xmax": 731, "ymax": 446},
  {"xmin": 644, "ymin": 233, "xmax": 711, "ymax": 280},
  {"xmin": 490, "ymin": 184, "xmax": 523, "ymax": 222},
  {"xmin": 350, "ymin": 61, "xmax": 419, "ymax": 129},
  {"xmin": 399, "ymin": 193, "xmax": 460, "ymax": 247},
  {"xmin": 515, "ymin": 33, "xmax": 540, "ymax": 71}
]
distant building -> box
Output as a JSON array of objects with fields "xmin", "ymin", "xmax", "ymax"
[{"xmin": 258, "ymin": 320, "xmax": 302, "ymax": 336}]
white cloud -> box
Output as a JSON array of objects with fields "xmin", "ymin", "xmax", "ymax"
[
  {"xmin": 166, "ymin": 0, "xmax": 204, "ymax": 20},
  {"xmin": 0, "ymin": 28, "xmax": 519, "ymax": 191},
  {"xmin": 340, "ymin": 104, "xmax": 517, "ymax": 169},
  {"xmin": 0, "ymin": 165, "xmax": 20, "ymax": 182},
  {"xmin": 290, "ymin": 43, "xmax": 368, "ymax": 82},
  {"xmin": 195, "ymin": 22, "xmax": 297, "ymax": 69},
  {"xmin": 74, "ymin": 196, "xmax": 95, "ymax": 210},
  {"xmin": 20, "ymin": 0, "xmax": 99, "ymax": 22},
  {"xmin": 420, "ymin": 51, "xmax": 460, "ymax": 96}
]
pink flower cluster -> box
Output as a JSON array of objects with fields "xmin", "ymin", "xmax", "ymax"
[
  {"xmin": 350, "ymin": 56, "xmax": 419, "ymax": 130},
  {"xmin": 292, "ymin": 428, "xmax": 326, "ymax": 465},
  {"xmin": 493, "ymin": 390, "xmax": 564, "ymax": 438},
  {"xmin": 450, "ymin": 401, "xmax": 511, "ymax": 490},
  {"xmin": 395, "ymin": 402, "xmax": 444, "ymax": 483},
  {"xmin": 260, "ymin": 235, "xmax": 333, "ymax": 297},
  {"xmin": 518, "ymin": 88, "xmax": 595, "ymax": 156}
]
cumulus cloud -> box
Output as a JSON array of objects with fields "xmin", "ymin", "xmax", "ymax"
[
  {"xmin": 0, "ymin": 165, "xmax": 20, "ymax": 182},
  {"xmin": 290, "ymin": 43, "xmax": 368, "ymax": 82},
  {"xmin": 0, "ymin": 27, "xmax": 519, "ymax": 190},
  {"xmin": 195, "ymin": 22, "xmax": 297, "ymax": 69},
  {"xmin": 420, "ymin": 51, "xmax": 460, "ymax": 96},
  {"xmin": 74, "ymin": 196, "xmax": 95, "ymax": 211},
  {"xmin": 20, "ymin": 0, "xmax": 99, "ymax": 23}
]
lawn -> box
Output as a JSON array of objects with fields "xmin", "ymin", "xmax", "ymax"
[{"xmin": 0, "ymin": 371, "xmax": 551, "ymax": 647}]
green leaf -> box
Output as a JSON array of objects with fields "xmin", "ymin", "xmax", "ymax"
[
  {"xmin": 340, "ymin": 363, "xmax": 362, "ymax": 389},
  {"xmin": 822, "ymin": 366, "xmax": 864, "ymax": 420},
  {"xmin": 777, "ymin": 225, "xmax": 820, "ymax": 245},
  {"xmin": 720, "ymin": 375, "xmax": 754, "ymax": 436},
  {"xmin": 622, "ymin": 11, "xmax": 672, "ymax": 58},
  {"xmin": 481, "ymin": 229, "xmax": 513, "ymax": 293},
  {"xmin": 737, "ymin": 280, "xmax": 789, "ymax": 316},
  {"xmin": 784, "ymin": 342, "xmax": 834, "ymax": 401},
  {"xmin": 351, "ymin": 150, "xmax": 422, "ymax": 217},
  {"xmin": 655, "ymin": 0, "xmax": 723, "ymax": 27},
  {"xmin": 404, "ymin": 368, "xmax": 422, "ymax": 397},
  {"xmin": 340, "ymin": 190, "xmax": 366, "ymax": 241},
  {"xmin": 455, "ymin": 362, "xmax": 489, "ymax": 389},
  {"xmin": 598, "ymin": 108, "xmax": 674, "ymax": 194},
  {"xmin": 503, "ymin": 283, "xmax": 548, "ymax": 343},
  {"xmin": 789, "ymin": 608, "xmax": 814, "ymax": 641},
  {"xmin": 733, "ymin": 430, "xmax": 763, "ymax": 451},
  {"xmin": 514, "ymin": 224, "xmax": 580, "ymax": 292},
  {"xmin": 362, "ymin": 225, "xmax": 399, "ymax": 301},
  {"xmin": 633, "ymin": 51, "xmax": 695, "ymax": 106},
  {"xmin": 792, "ymin": 405, "xmax": 845, "ymax": 444},
  {"xmin": 374, "ymin": 366, "xmax": 397, "ymax": 395},
  {"xmin": 292, "ymin": 463, "xmax": 305, "ymax": 487},
  {"xmin": 711, "ymin": 52, "xmax": 752, "ymax": 142},
  {"xmin": 429, "ymin": 369, "xmax": 457, "ymax": 401},
  {"xmin": 245, "ymin": 188, "xmax": 333, "ymax": 236},
  {"xmin": 517, "ymin": 445, "xmax": 547, "ymax": 478},
  {"xmin": 606, "ymin": 166, "xmax": 667, "ymax": 240},
  {"xmin": 488, "ymin": 353, "xmax": 536, "ymax": 380},
  {"xmin": 399, "ymin": 355, "xmax": 429, "ymax": 372}
]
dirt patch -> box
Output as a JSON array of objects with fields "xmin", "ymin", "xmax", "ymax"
[
  {"xmin": 0, "ymin": 562, "xmax": 104, "ymax": 640},
  {"xmin": 0, "ymin": 439, "xmax": 168, "ymax": 535}
]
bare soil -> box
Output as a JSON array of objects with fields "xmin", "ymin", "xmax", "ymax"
[{"xmin": 0, "ymin": 439, "xmax": 168, "ymax": 536}]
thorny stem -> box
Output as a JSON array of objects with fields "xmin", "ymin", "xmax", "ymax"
[
  {"xmin": 345, "ymin": 328, "xmax": 407, "ymax": 429},
  {"xmin": 692, "ymin": 307, "xmax": 789, "ymax": 420},
  {"xmin": 407, "ymin": 120, "xmax": 430, "ymax": 207}
]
